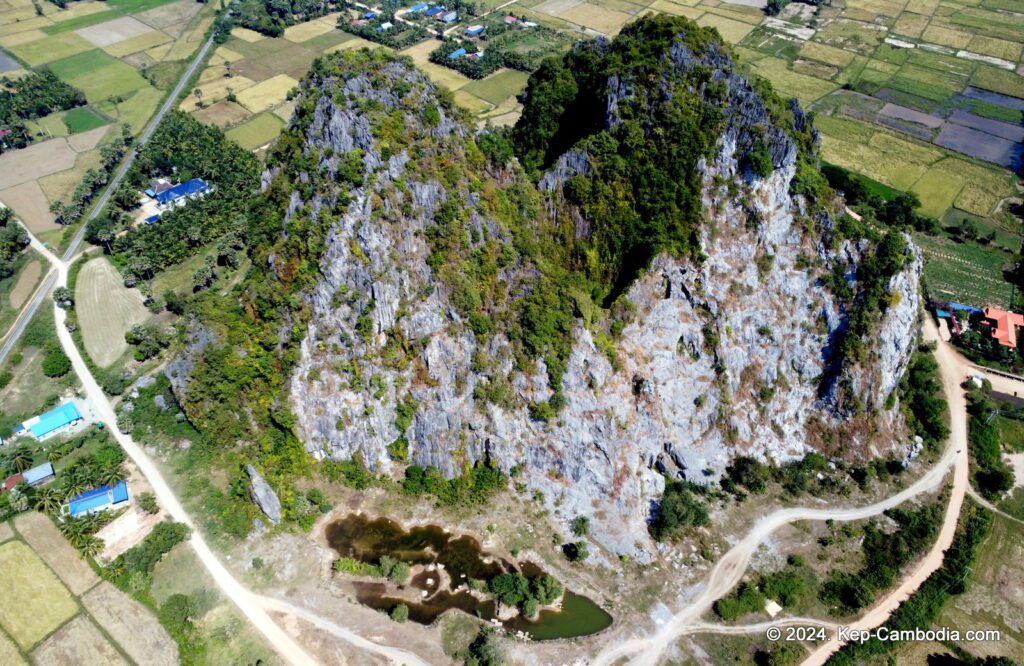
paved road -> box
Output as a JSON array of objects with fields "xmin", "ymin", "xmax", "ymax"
[
  {"xmin": 0, "ymin": 19, "xmax": 218, "ymax": 368},
  {"xmin": 592, "ymin": 318, "xmax": 971, "ymax": 666}
]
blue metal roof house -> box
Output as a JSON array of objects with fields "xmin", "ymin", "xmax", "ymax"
[
  {"xmin": 22, "ymin": 402, "xmax": 81, "ymax": 441},
  {"xmin": 439, "ymin": 10, "xmax": 457, "ymax": 22},
  {"xmin": 464, "ymin": 25, "xmax": 484, "ymax": 35},
  {"xmin": 364, "ymin": 10, "xmax": 377, "ymax": 18},
  {"xmin": 448, "ymin": 47, "xmax": 466, "ymax": 59},
  {"xmin": 23, "ymin": 462, "xmax": 55, "ymax": 487},
  {"xmin": 66, "ymin": 481, "xmax": 129, "ymax": 518},
  {"xmin": 409, "ymin": 3, "xmax": 427, "ymax": 12},
  {"xmin": 424, "ymin": 6, "xmax": 444, "ymax": 16},
  {"xmin": 155, "ymin": 178, "xmax": 210, "ymax": 207}
]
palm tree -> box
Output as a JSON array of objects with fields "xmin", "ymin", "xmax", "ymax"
[
  {"xmin": 98, "ymin": 463, "xmax": 125, "ymax": 488},
  {"xmin": 8, "ymin": 446, "xmax": 32, "ymax": 473},
  {"xmin": 79, "ymin": 534, "xmax": 103, "ymax": 559},
  {"xmin": 193, "ymin": 87, "xmax": 204, "ymax": 108},
  {"xmin": 47, "ymin": 449, "xmax": 64, "ymax": 465},
  {"xmin": 34, "ymin": 487, "xmax": 63, "ymax": 515}
]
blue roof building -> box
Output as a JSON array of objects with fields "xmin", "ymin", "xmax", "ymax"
[
  {"xmin": 364, "ymin": 10, "xmax": 377, "ymax": 18},
  {"xmin": 154, "ymin": 178, "xmax": 210, "ymax": 207},
  {"xmin": 464, "ymin": 25, "xmax": 484, "ymax": 35},
  {"xmin": 409, "ymin": 2, "xmax": 427, "ymax": 11},
  {"xmin": 439, "ymin": 10, "xmax": 457, "ymax": 22},
  {"xmin": 66, "ymin": 481, "xmax": 129, "ymax": 517},
  {"xmin": 22, "ymin": 402, "xmax": 81, "ymax": 440},
  {"xmin": 424, "ymin": 6, "xmax": 444, "ymax": 16},
  {"xmin": 23, "ymin": 462, "xmax": 55, "ymax": 487},
  {"xmin": 448, "ymin": 47, "xmax": 466, "ymax": 59},
  {"xmin": 144, "ymin": 214, "xmax": 161, "ymax": 224}
]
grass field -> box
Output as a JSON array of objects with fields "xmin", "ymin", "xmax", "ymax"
[
  {"xmin": 914, "ymin": 232, "xmax": 1016, "ymax": 307},
  {"xmin": 63, "ymin": 106, "xmax": 107, "ymax": 133},
  {"xmin": 235, "ymin": 73, "xmax": 298, "ymax": 114},
  {"xmin": 0, "ymin": 541, "xmax": 78, "ymax": 650},
  {"xmin": 936, "ymin": 513, "xmax": 1024, "ymax": 660},
  {"xmin": 75, "ymin": 257, "xmax": 152, "ymax": 367},
  {"xmin": 462, "ymin": 69, "xmax": 530, "ymax": 107},
  {"xmin": 226, "ymin": 111, "xmax": 285, "ymax": 150}
]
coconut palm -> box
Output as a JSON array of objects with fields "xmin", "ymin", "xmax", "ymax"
[
  {"xmin": 7, "ymin": 446, "xmax": 33, "ymax": 473},
  {"xmin": 34, "ymin": 487, "xmax": 63, "ymax": 515},
  {"xmin": 78, "ymin": 534, "xmax": 103, "ymax": 559},
  {"xmin": 98, "ymin": 463, "xmax": 125, "ymax": 487}
]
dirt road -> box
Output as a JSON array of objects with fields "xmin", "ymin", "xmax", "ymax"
[{"xmin": 593, "ymin": 319, "xmax": 971, "ymax": 666}]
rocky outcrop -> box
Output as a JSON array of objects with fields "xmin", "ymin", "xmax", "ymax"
[
  {"xmin": 280, "ymin": 39, "xmax": 921, "ymax": 554},
  {"xmin": 247, "ymin": 465, "xmax": 282, "ymax": 525}
]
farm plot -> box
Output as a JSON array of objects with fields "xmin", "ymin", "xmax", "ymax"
[
  {"xmin": 227, "ymin": 111, "xmax": 285, "ymax": 150},
  {"xmin": 74, "ymin": 15, "xmax": 151, "ymax": 47},
  {"xmin": 0, "ymin": 180, "xmax": 58, "ymax": 234},
  {"xmin": 934, "ymin": 123, "xmax": 1022, "ymax": 170},
  {"xmin": 914, "ymin": 232, "xmax": 1015, "ymax": 307},
  {"xmin": 8, "ymin": 258, "xmax": 42, "ymax": 310},
  {"xmin": 30, "ymin": 615, "xmax": 128, "ymax": 666},
  {"xmin": 75, "ymin": 257, "xmax": 151, "ymax": 367},
  {"xmin": 0, "ymin": 541, "xmax": 78, "ymax": 650},
  {"xmin": 235, "ymin": 73, "xmax": 299, "ymax": 114},
  {"xmin": 83, "ymin": 582, "xmax": 179, "ymax": 666},
  {"xmin": 0, "ymin": 138, "xmax": 77, "ymax": 191},
  {"xmin": 462, "ymin": 69, "xmax": 530, "ymax": 107},
  {"xmin": 14, "ymin": 511, "xmax": 100, "ymax": 596},
  {"xmin": 193, "ymin": 100, "xmax": 252, "ymax": 128}
]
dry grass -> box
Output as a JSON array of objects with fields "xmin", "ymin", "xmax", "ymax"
[
  {"xmin": 559, "ymin": 2, "xmax": 632, "ymax": 34},
  {"xmin": 0, "ymin": 137, "xmax": 77, "ymax": 190},
  {"xmin": 75, "ymin": 16, "xmax": 152, "ymax": 48},
  {"xmin": 647, "ymin": 0, "xmax": 703, "ymax": 19},
  {"xmin": 30, "ymin": 615, "xmax": 128, "ymax": 666},
  {"xmin": 0, "ymin": 541, "xmax": 78, "ymax": 650},
  {"xmin": 231, "ymin": 26, "xmax": 266, "ymax": 43},
  {"xmin": 104, "ymin": 30, "xmax": 172, "ymax": 57},
  {"xmin": 83, "ymin": 582, "xmax": 178, "ymax": 666},
  {"xmin": 14, "ymin": 511, "xmax": 100, "ymax": 596},
  {"xmin": 283, "ymin": 17, "xmax": 336, "ymax": 43},
  {"xmin": 0, "ymin": 632, "xmax": 26, "ymax": 666},
  {"xmin": 8, "ymin": 258, "xmax": 41, "ymax": 309},
  {"xmin": 192, "ymin": 100, "xmax": 252, "ymax": 128},
  {"xmin": 799, "ymin": 40, "xmax": 855, "ymax": 68},
  {"xmin": 75, "ymin": 257, "xmax": 151, "ymax": 367},
  {"xmin": 179, "ymin": 75, "xmax": 257, "ymax": 112},
  {"xmin": 0, "ymin": 180, "xmax": 58, "ymax": 234},
  {"xmin": 891, "ymin": 11, "xmax": 930, "ymax": 38},
  {"xmin": 38, "ymin": 147, "xmax": 102, "ymax": 204},
  {"xmin": 235, "ymin": 73, "xmax": 298, "ymax": 114},
  {"xmin": 921, "ymin": 22, "xmax": 973, "ymax": 49}
]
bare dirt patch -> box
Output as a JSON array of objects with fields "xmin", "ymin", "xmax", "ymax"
[
  {"xmin": 0, "ymin": 180, "xmax": 57, "ymax": 233},
  {"xmin": 95, "ymin": 463, "xmax": 168, "ymax": 563},
  {"xmin": 14, "ymin": 511, "xmax": 100, "ymax": 596},
  {"xmin": 136, "ymin": 0, "xmax": 203, "ymax": 30},
  {"xmin": 30, "ymin": 615, "xmax": 129, "ymax": 666},
  {"xmin": 0, "ymin": 521, "xmax": 13, "ymax": 543},
  {"xmin": 9, "ymin": 259, "xmax": 42, "ymax": 309},
  {"xmin": 83, "ymin": 582, "xmax": 178, "ymax": 666},
  {"xmin": 75, "ymin": 16, "xmax": 152, "ymax": 48},
  {"xmin": 75, "ymin": 257, "xmax": 151, "ymax": 367},
  {"xmin": 0, "ymin": 138, "xmax": 77, "ymax": 190}
]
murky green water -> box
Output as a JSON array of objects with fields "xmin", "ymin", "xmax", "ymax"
[{"xmin": 325, "ymin": 513, "xmax": 613, "ymax": 640}]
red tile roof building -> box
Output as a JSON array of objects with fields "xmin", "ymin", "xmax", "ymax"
[
  {"xmin": 983, "ymin": 307, "xmax": 1024, "ymax": 348},
  {"xmin": 2, "ymin": 473, "xmax": 24, "ymax": 493}
]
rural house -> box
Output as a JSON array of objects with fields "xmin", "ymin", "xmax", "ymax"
[
  {"xmin": 64, "ymin": 480, "xmax": 129, "ymax": 517},
  {"xmin": 20, "ymin": 402, "xmax": 83, "ymax": 442}
]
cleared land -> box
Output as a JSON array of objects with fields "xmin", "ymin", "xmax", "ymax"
[
  {"xmin": 8, "ymin": 259, "xmax": 42, "ymax": 309},
  {"xmin": 0, "ymin": 541, "xmax": 78, "ymax": 650},
  {"xmin": 235, "ymin": 73, "xmax": 299, "ymax": 114},
  {"xmin": 0, "ymin": 138, "xmax": 77, "ymax": 190},
  {"xmin": 75, "ymin": 257, "xmax": 151, "ymax": 367},
  {"xmin": 30, "ymin": 615, "xmax": 129, "ymax": 666},
  {"xmin": 83, "ymin": 582, "xmax": 179, "ymax": 666},
  {"xmin": 75, "ymin": 15, "xmax": 152, "ymax": 47},
  {"xmin": 14, "ymin": 511, "xmax": 100, "ymax": 596},
  {"xmin": 0, "ymin": 181, "xmax": 58, "ymax": 234}
]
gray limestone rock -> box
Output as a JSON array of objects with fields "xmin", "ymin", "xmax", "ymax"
[{"xmin": 246, "ymin": 465, "xmax": 282, "ymax": 525}]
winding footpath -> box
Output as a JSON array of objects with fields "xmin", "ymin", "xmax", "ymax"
[{"xmin": 593, "ymin": 318, "xmax": 972, "ymax": 666}]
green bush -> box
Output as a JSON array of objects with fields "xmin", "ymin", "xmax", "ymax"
[{"xmin": 651, "ymin": 480, "xmax": 709, "ymax": 541}]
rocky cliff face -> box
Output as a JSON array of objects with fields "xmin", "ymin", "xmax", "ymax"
[{"xmin": 278, "ymin": 34, "xmax": 921, "ymax": 553}]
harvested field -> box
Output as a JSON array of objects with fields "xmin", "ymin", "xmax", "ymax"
[
  {"xmin": 799, "ymin": 40, "xmax": 855, "ymax": 67},
  {"xmin": 14, "ymin": 511, "xmax": 99, "ymax": 596},
  {"xmin": 559, "ymin": 2, "xmax": 632, "ymax": 34},
  {"xmin": 8, "ymin": 259, "xmax": 42, "ymax": 309},
  {"xmin": 83, "ymin": 582, "xmax": 178, "ymax": 666},
  {"xmin": 0, "ymin": 137, "xmax": 76, "ymax": 190},
  {"xmin": 453, "ymin": 89, "xmax": 493, "ymax": 114},
  {"xmin": 892, "ymin": 11, "xmax": 929, "ymax": 38},
  {"xmin": 0, "ymin": 181, "xmax": 58, "ymax": 233},
  {"xmin": 75, "ymin": 257, "xmax": 151, "ymax": 367},
  {"xmin": 0, "ymin": 521, "xmax": 12, "ymax": 543},
  {"xmin": 67, "ymin": 124, "xmax": 110, "ymax": 151},
  {"xmin": 192, "ymin": 100, "xmax": 251, "ymax": 128},
  {"xmin": 231, "ymin": 26, "xmax": 266, "ymax": 42},
  {"xmin": 8, "ymin": 32, "xmax": 92, "ymax": 65},
  {"xmin": 104, "ymin": 30, "xmax": 172, "ymax": 57},
  {"xmin": 63, "ymin": 57, "xmax": 149, "ymax": 103},
  {"xmin": 180, "ymin": 74, "xmax": 256, "ymax": 111},
  {"xmin": 98, "ymin": 84, "xmax": 161, "ymax": 132},
  {"xmin": 135, "ymin": 0, "xmax": 202, "ymax": 30},
  {"xmin": 75, "ymin": 15, "xmax": 151, "ymax": 47},
  {"xmin": 226, "ymin": 111, "xmax": 284, "ymax": 150},
  {"xmin": 0, "ymin": 541, "xmax": 78, "ymax": 650},
  {"xmin": 648, "ymin": 0, "xmax": 703, "ymax": 18},
  {"xmin": 30, "ymin": 615, "xmax": 128, "ymax": 666},
  {"xmin": 235, "ymin": 73, "xmax": 298, "ymax": 114},
  {"xmin": 748, "ymin": 56, "xmax": 838, "ymax": 103},
  {"xmin": 935, "ymin": 123, "xmax": 1022, "ymax": 170},
  {"xmin": 38, "ymin": 147, "xmax": 102, "ymax": 203},
  {"xmin": 696, "ymin": 12, "xmax": 756, "ymax": 43},
  {"xmin": 283, "ymin": 17, "xmax": 336, "ymax": 43},
  {"xmin": 878, "ymin": 102, "xmax": 943, "ymax": 127},
  {"xmin": 0, "ymin": 632, "xmax": 25, "ymax": 666}
]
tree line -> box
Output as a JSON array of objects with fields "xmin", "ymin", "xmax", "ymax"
[{"xmin": 0, "ymin": 69, "xmax": 85, "ymax": 153}]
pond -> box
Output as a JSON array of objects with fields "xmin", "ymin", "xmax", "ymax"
[{"xmin": 325, "ymin": 513, "xmax": 613, "ymax": 640}]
